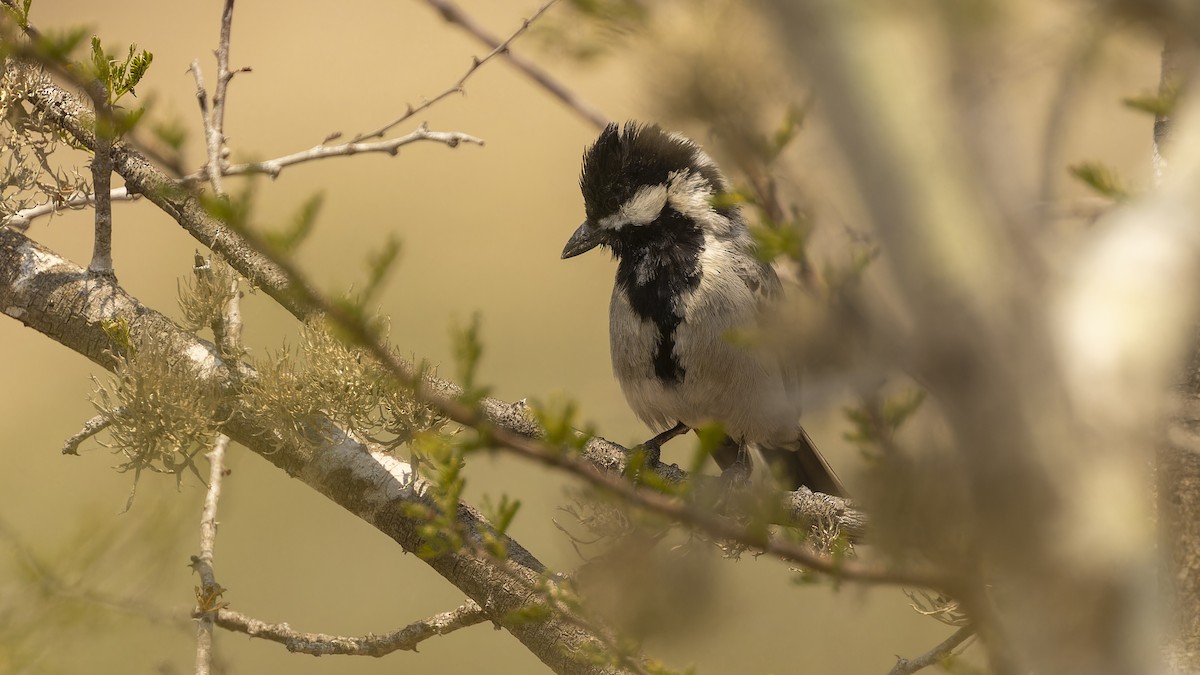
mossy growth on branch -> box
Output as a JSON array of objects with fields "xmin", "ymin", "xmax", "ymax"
[
  {"xmin": 91, "ymin": 333, "xmax": 225, "ymax": 511},
  {"xmin": 240, "ymin": 320, "xmax": 446, "ymax": 454}
]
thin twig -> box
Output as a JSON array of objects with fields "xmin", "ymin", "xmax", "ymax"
[
  {"xmin": 184, "ymin": 123, "xmax": 483, "ymax": 182},
  {"xmin": 61, "ymin": 413, "xmax": 115, "ymax": 455},
  {"xmin": 886, "ymin": 625, "xmax": 975, "ymax": 675},
  {"xmin": 210, "ymin": 0, "xmax": 241, "ymax": 145},
  {"xmin": 190, "ymin": 5, "xmax": 241, "ymax": 658},
  {"xmin": 209, "ymin": 600, "xmax": 488, "ymax": 656},
  {"xmin": 87, "ymin": 81, "xmax": 114, "ymax": 276},
  {"xmin": 420, "ymin": 0, "xmax": 608, "ymax": 130},
  {"xmin": 189, "ymin": 0, "xmax": 246, "ymax": 196},
  {"xmin": 356, "ymin": 0, "xmax": 562, "ymax": 141},
  {"xmin": 192, "ymin": 436, "xmax": 229, "ymax": 675},
  {"xmin": 1, "ymin": 188, "xmax": 139, "ymax": 231},
  {"xmin": 190, "ymin": 60, "xmax": 225, "ymax": 196}
]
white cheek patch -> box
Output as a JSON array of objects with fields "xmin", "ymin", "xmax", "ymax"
[
  {"xmin": 599, "ymin": 184, "xmax": 668, "ymax": 230},
  {"xmin": 667, "ymin": 171, "xmax": 715, "ymax": 222}
]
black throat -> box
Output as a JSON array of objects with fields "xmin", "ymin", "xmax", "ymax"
[{"xmin": 611, "ymin": 207, "xmax": 704, "ymax": 385}]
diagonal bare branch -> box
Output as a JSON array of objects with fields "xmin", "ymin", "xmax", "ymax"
[{"xmin": 886, "ymin": 625, "xmax": 975, "ymax": 675}]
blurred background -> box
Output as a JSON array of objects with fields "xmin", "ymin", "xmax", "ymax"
[{"xmin": 0, "ymin": 0, "xmax": 1162, "ymax": 672}]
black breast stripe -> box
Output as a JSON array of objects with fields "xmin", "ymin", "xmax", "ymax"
[{"xmin": 612, "ymin": 207, "xmax": 704, "ymax": 385}]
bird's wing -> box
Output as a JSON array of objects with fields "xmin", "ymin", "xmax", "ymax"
[{"xmin": 734, "ymin": 256, "xmax": 804, "ymax": 407}]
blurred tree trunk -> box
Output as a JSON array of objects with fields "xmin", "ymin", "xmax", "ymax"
[
  {"xmin": 760, "ymin": 3, "xmax": 1200, "ymax": 673},
  {"xmin": 1157, "ymin": 36, "xmax": 1200, "ymax": 674}
]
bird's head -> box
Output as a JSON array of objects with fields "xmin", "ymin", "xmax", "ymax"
[{"xmin": 561, "ymin": 122, "xmax": 736, "ymax": 260}]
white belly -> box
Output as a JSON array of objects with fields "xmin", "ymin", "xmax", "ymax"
[{"xmin": 608, "ymin": 277, "xmax": 801, "ymax": 445}]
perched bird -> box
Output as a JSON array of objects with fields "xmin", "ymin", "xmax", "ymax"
[{"xmin": 561, "ymin": 122, "xmax": 844, "ymax": 497}]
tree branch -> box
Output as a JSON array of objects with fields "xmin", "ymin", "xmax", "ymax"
[
  {"xmin": 0, "ymin": 226, "xmax": 637, "ymax": 675},
  {"xmin": 86, "ymin": 83, "xmax": 114, "ymax": 276},
  {"xmin": 61, "ymin": 413, "xmax": 114, "ymax": 455},
  {"xmin": 192, "ymin": 436, "xmax": 228, "ymax": 675},
  {"xmin": 184, "ymin": 123, "xmax": 484, "ymax": 181},
  {"xmin": 356, "ymin": 0, "xmax": 564, "ymax": 141},
  {"xmin": 419, "ymin": 0, "xmax": 608, "ymax": 130},
  {"xmin": 886, "ymin": 625, "xmax": 975, "ymax": 675},
  {"xmin": 1, "ymin": 187, "xmax": 139, "ymax": 231},
  {"xmin": 190, "ymin": 59, "xmax": 226, "ymax": 196},
  {"xmin": 208, "ymin": 601, "xmax": 488, "ymax": 657}
]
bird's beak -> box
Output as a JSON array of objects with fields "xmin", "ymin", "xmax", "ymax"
[{"xmin": 561, "ymin": 220, "xmax": 604, "ymax": 259}]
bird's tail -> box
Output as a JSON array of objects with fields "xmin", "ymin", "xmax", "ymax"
[{"xmin": 711, "ymin": 429, "xmax": 846, "ymax": 497}]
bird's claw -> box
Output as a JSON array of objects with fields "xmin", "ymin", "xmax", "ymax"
[
  {"xmin": 630, "ymin": 421, "xmax": 688, "ymax": 478},
  {"xmin": 633, "ymin": 440, "xmax": 662, "ymax": 469}
]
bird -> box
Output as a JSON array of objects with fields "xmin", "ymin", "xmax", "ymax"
[{"xmin": 561, "ymin": 121, "xmax": 844, "ymax": 497}]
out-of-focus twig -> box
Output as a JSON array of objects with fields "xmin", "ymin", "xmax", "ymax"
[{"xmin": 886, "ymin": 625, "xmax": 975, "ymax": 675}]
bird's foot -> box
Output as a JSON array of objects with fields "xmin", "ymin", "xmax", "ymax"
[
  {"xmin": 629, "ymin": 422, "xmax": 688, "ymax": 482},
  {"xmin": 711, "ymin": 456, "xmax": 757, "ymax": 515},
  {"xmin": 717, "ymin": 460, "xmax": 753, "ymax": 494},
  {"xmin": 632, "ymin": 440, "xmax": 662, "ymax": 470}
]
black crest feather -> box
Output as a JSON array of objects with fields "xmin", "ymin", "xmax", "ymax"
[{"xmin": 579, "ymin": 122, "xmax": 727, "ymax": 222}]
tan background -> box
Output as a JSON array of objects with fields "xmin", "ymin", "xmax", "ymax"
[{"xmin": 0, "ymin": 1, "xmax": 1159, "ymax": 673}]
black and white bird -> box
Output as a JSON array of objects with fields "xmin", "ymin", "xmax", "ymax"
[{"xmin": 561, "ymin": 122, "xmax": 844, "ymax": 497}]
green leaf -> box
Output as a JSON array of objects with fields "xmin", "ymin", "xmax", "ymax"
[
  {"xmin": 263, "ymin": 193, "xmax": 321, "ymax": 254},
  {"xmin": 842, "ymin": 407, "xmax": 877, "ymax": 445},
  {"xmin": 100, "ymin": 317, "xmax": 133, "ymax": 352},
  {"xmin": 452, "ymin": 313, "xmax": 485, "ymax": 397},
  {"xmin": 750, "ymin": 217, "xmax": 811, "ymax": 264},
  {"xmin": 1122, "ymin": 85, "xmax": 1177, "ymax": 118},
  {"xmin": 502, "ymin": 604, "xmax": 552, "ymax": 625},
  {"xmin": 766, "ymin": 102, "xmax": 810, "ymax": 163},
  {"xmin": 89, "ymin": 36, "xmax": 109, "ymax": 87},
  {"xmin": 689, "ymin": 423, "xmax": 725, "ymax": 477},
  {"xmin": 1068, "ymin": 161, "xmax": 1129, "ymax": 200},
  {"xmin": 200, "ymin": 183, "xmax": 254, "ymax": 230},
  {"xmin": 710, "ymin": 190, "xmax": 750, "ymax": 211},
  {"xmin": 31, "ymin": 28, "xmax": 89, "ymax": 63},
  {"xmin": 882, "ymin": 389, "xmax": 926, "ymax": 431},
  {"xmin": 152, "ymin": 117, "xmax": 188, "ymax": 151},
  {"xmin": 118, "ymin": 44, "xmax": 152, "ymax": 97},
  {"xmin": 2, "ymin": 0, "xmax": 32, "ymax": 28},
  {"xmin": 479, "ymin": 494, "xmax": 521, "ymax": 558},
  {"xmin": 360, "ymin": 234, "xmax": 400, "ymax": 304},
  {"xmin": 532, "ymin": 397, "xmax": 581, "ymax": 448},
  {"xmin": 111, "ymin": 106, "xmax": 145, "ymax": 137}
]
